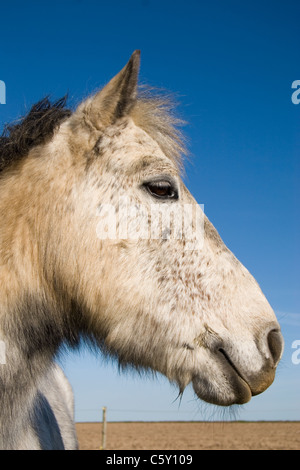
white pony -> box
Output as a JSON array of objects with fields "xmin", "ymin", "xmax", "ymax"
[{"xmin": 0, "ymin": 51, "xmax": 283, "ymax": 449}]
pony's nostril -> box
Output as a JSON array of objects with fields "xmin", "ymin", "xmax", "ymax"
[{"xmin": 267, "ymin": 329, "xmax": 284, "ymax": 366}]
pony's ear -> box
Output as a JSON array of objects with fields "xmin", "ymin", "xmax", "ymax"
[{"xmin": 82, "ymin": 50, "xmax": 140, "ymax": 128}]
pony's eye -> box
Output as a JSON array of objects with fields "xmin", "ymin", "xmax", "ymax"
[{"xmin": 144, "ymin": 180, "xmax": 178, "ymax": 200}]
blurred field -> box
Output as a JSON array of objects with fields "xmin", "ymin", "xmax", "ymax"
[{"xmin": 76, "ymin": 421, "xmax": 300, "ymax": 450}]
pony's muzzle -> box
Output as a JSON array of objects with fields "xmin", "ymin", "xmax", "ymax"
[
  {"xmin": 218, "ymin": 323, "xmax": 284, "ymax": 402},
  {"xmin": 192, "ymin": 321, "xmax": 284, "ymax": 406}
]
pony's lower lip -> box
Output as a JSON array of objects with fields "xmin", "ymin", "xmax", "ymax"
[
  {"xmin": 192, "ymin": 371, "xmax": 251, "ymax": 406},
  {"xmin": 192, "ymin": 346, "xmax": 253, "ymax": 406}
]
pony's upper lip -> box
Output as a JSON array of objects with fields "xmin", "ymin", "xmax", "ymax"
[
  {"xmin": 216, "ymin": 341, "xmax": 278, "ymax": 402},
  {"xmin": 217, "ymin": 347, "xmax": 253, "ymax": 400},
  {"xmin": 218, "ymin": 348, "xmax": 246, "ymax": 382}
]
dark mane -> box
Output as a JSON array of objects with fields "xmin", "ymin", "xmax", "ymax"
[{"xmin": 0, "ymin": 96, "xmax": 71, "ymax": 173}]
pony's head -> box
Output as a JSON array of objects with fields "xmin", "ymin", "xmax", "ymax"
[{"xmin": 3, "ymin": 51, "xmax": 283, "ymax": 406}]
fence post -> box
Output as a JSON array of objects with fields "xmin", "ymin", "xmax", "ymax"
[{"xmin": 100, "ymin": 406, "xmax": 107, "ymax": 450}]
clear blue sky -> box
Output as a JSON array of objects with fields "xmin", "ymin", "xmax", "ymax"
[{"xmin": 0, "ymin": 0, "xmax": 299, "ymax": 422}]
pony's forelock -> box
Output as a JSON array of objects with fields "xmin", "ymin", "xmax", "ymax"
[{"xmin": 0, "ymin": 96, "xmax": 71, "ymax": 174}]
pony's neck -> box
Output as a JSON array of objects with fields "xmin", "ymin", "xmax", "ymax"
[
  {"xmin": 0, "ymin": 146, "xmax": 83, "ymax": 448},
  {"xmin": 0, "ymin": 293, "xmax": 63, "ymax": 448}
]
